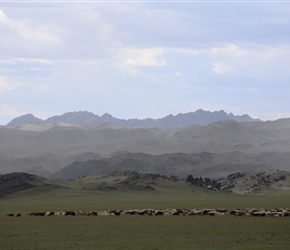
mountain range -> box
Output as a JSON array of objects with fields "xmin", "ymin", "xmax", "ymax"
[
  {"xmin": 6, "ymin": 109, "xmax": 259, "ymax": 129},
  {"xmin": 2, "ymin": 109, "xmax": 290, "ymax": 180}
]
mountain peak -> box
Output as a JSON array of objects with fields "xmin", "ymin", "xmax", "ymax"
[
  {"xmin": 46, "ymin": 111, "xmax": 97, "ymax": 125},
  {"xmin": 6, "ymin": 114, "xmax": 43, "ymax": 127},
  {"xmin": 101, "ymin": 113, "xmax": 113, "ymax": 118}
]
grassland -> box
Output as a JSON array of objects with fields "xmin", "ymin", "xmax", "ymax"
[
  {"xmin": 1, "ymin": 215, "xmax": 290, "ymax": 250},
  {"xmin": 1, "ymin": 185, "xmax": 290, "ymax": 250},
  {"xmin": 1, "ymin": 172, "xmax": 290, "ymax": 250}
]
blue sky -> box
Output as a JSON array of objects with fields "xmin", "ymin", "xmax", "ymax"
[{"xmin": 1, "ymin": 1, "xmax": 290, "ymax": 125}]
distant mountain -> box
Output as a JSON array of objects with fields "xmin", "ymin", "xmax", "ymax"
[
  {"xmin": 2, "ymin": 118, "xmax": 290, "ymax": 178},
  {"xmin": 51, "ymin": 151, "xmax": 290, "ymax": 180},
  {"xmin": 2, "ymin": 119, "xmax": 290, "ymax": 159},
  {"xmin": 7, "ymin": 114, "xmax": 44, "ymax": 127},
  {"xmin": 6, "ymin": 109, "xmax": 259, "ymax": 129},
  {"xmin": 46, "ymin": 111, "xmax": 97, "ymax": 125}
]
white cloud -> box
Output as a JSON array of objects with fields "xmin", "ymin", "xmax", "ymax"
[
  {"xmin": 0, "ymin": 60, "xmax": 14, "ymax": 65},
  {"xmin": 76, "ymin": 7, "xmax": 115, "ymax": 45},
  {"xmin": 15, "ymin": 58, "xmax": 53, "ymax": 65},
  {"xmin": 0, "ymin": 77, "xmax": 14, "ymax": 93},
  {"xmin": 212, "ymin": 62, "xmax": 234, "ymax": 75},
  {"xmin": 1, "ymin": 3, "xmax": 290, "ymax": 123},
  {"xmin": 17, "ymin": 23, "xmax": 60, "ymax": 46},
  {"xmin": 0, "ymin": 58, "xmax": 53, "ymax": 65},
  {"xmin": 0, "ymin": 9, "xmax": 61, "ymax": 49},
  {"xmin": 0, "ymin": 8, "xmax": 9, "ymax": 24},
  {"xmin": 119, "ymin": 47, "xmax": 167, "ymax": 75},
  {"xmin": 211, "ymin": 44, "xmax": 248, "ymax": 57},
  {"xmin": 124, "ymin": 48, "xmax": 166, "ymax": 67}
]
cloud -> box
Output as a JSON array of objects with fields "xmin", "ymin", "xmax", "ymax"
[
  {"xmin": 0, "ymin": 58, "xmax": 53, "ymax": 65},
  {"xmin": 123, "ymin": 48, "xmax": 166, "ymax": 67},
  {"xmin": 212, "ymin": 62, "xmax": 234, "ymax": 75},
  {"xmin": 0, "ymin": 57, "xmax": 54, "ymax": 78},
  {"xmin": 0, "ymin": 77, "xmax": 14, "ymax": 93},
  {"xmin": 1, "ymin": 3, "xmax": 290, "ymax": 123},
  {"xmin": 15, "ymin": 58, "xmax": 53, "ymax": 65},
  {"xmin": 0, "ymin": 8, "xmax": 61, "ymax": 51},
  {"xmin": 119, "ymin": 48, "xmax": 166, "ymax": 75},
  {"xmin": 211, "ymin": 44, "xmax": 248, "ymax": 57}
]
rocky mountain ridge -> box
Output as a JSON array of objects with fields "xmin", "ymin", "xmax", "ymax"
[{"xmin": 6, "ymin": 109, "xmax": 259, "ymax": 129}]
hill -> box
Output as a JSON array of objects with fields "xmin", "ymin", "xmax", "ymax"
[
  {"xmin": 6, "ymin": 109, "xmax": 259, "ymax": 129},
  {"xmin": 51, "ymin": 151, "xmax": 290, "ymax": 180},
  {"xmin": 217, "ymin": 169, "xmax": 290, "ymax": 194},
  {"xmin": 0, "ymin": 170, "xmax": 198, "ymax": 199},
  {"xmin": 1, "ymin": 170, "xmax": 290, "ymax": 200},
  {"xmin": 0, "ymin": 172, "xmax": 47, "ymax": 197}
]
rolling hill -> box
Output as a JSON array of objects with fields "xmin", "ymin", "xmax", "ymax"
[{"xmin": 1, "ymin": 170, "xmax": 290, "ymax": 200}]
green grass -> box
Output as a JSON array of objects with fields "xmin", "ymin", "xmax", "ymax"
[
  {"xmin": 1, "ymin": 182, "xmax": 290, "ymax": 249},
  {"xmin": 1, "ymin": 184, "xmax": 290, "ymax": 213},
  {"xmin": 1, "ymin": 216, "xmax": 290, "ymax": 250}
]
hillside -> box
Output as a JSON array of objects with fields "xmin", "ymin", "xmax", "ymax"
[
  {"xmin": 217, "ymin": 169, "xmax": 290, "ymax": 194},
  {"xmin": 1, "ymin": 170, "xmax": 290, "ymax": 200},
  {"xmin": 51, "ymin": 151, "xmax": 290, "ymax": 180},
  {"xmin": 0, "ymin": 172, "xmax": 47, "ymax": 197},
  {"xmin": 0, "ymin": 170, "xmax": 197, "ymax": 199}
]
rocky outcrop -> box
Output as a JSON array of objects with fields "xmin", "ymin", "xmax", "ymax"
[
  {"xmin": 218, "ymin": 170, "xmax": 290, "ymax": 194},
  {"xmin": 186, "ymin": 175, "xmax": 221, "ymax": 190}
]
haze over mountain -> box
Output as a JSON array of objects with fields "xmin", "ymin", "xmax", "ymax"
[
  {"xmin": 2, "ymin": 109, "xmax": 290, "ymax": 180},
  {"xmin": 6, "ymin": 109, "xmax": 259, "ymax": 129},
  {"xmin": 2, "ymin": 118, "xmax": 290, "ymax": 157},
  {"xmin": 51, "ymin": 151, "xmax": 290, "ymax": 180}
]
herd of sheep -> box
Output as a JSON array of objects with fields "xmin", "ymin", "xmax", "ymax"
[{"xmin": 5, "ymin": 208, "xmax": 290, "ymax": 217}]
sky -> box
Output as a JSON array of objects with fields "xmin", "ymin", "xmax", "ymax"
[{"xmin": 1, "ymin": 1, "xmax": 290, "ymax": 125}]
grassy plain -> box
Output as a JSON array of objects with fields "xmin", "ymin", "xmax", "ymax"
[
  {"xmin": 1, "ymin": 215, "xmax": 290, "ymax": 250},
  {"xmin": 1, "ymin": 180, "xmax": 290, "ymax": 249}
]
